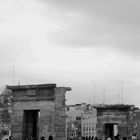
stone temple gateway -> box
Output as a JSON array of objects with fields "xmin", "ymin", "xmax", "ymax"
[
  {"xmin": 95, "ymin": 105, "xmax": 136, "ymax": 140},
  {"xmin": 7, "ymin": 84, "xmax": 71, "ymax": 140}
]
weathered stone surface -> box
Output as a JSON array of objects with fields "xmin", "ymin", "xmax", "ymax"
[
  {"xmin": 7, "ymin": 84, "xmax": 71, "ymax": 140},
  {"xmin": 95, "ymin": 105, "xmax": 135, "ymax": 140}
]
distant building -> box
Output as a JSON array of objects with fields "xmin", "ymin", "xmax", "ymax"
[
  {"xmin": 66, "ymin": 116, "xmax": 76, "ymax": 140},
  {"xmin": 81, "ymin": 108, "xmax": 97, "ymax": 140},
  {"xmin": 66, "ymin": 103, "xmax": 138, "ymax": 140},
  {"xmin": 66, "ymin": 103, "xmax": 98, "ymax": 140},
  {"xmin": 66, "ymin": 103, "xmax": 87, "ymax": 139}
]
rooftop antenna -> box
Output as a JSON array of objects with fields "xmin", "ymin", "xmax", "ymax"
[
  {"xmin": 121, "ymin": 80, "xmax": 124, "ymax": 104},
  {"xmin": 117, "ymin": 84, "xmax": 120, "ymax": 104},
  {"xmin": 93, "ymin": 81, "xmax": 96, "ymax": 105},
  {"xmin": 18, "ymin": 81, "xmax": 20, "ymax": 86},
  {"xmin": 103, "ymin": 88, "xmax": 106, "ymax": 104},
  {"xmin": 117, "ymin": 93, "xmax": 120, "ymax": 104},
  {"xmin": 12, "ymin": 60, "xmax": 15, "ymax": 85}
]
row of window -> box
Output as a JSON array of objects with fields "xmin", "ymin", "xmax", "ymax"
[
  {"xmin": 82, "ymin": 132, "xmax": 95, "ymax": 137},
  {"xmin": 83, "ymin": 114, "xmax": 92, "ymax": 118},
  {"xmin": 69, "ymin": 133, "xmax": 75, "ymax": 137},
  {"xmin": 83, "ymin": 122, "xmax": 95, "ymax": 126},
  {"xmin": 83, "ymin": 127, "xmax": 95, "ymax": 131}
]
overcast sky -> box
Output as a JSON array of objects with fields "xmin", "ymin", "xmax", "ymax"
[{"xmin": 0, "ymin": 0, "xmax": 140, "ymax": 107}]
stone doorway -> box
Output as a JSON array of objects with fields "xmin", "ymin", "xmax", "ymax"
[
  {"xmin": 105, "ymin": 124, "xmax": 118, "ymax": 140},
  {"xmin": 22, "ymin": 110, "xmax": 39, "ymax": 140}
]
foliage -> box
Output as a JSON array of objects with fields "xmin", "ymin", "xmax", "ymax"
[
  {"xmin": 0, "ymin": 129, "xmax": 9, "ymax": 136},
  {"xmin": 1, "ymin": 109, "xmax": 11, "ymax": 124},
  {"xmin": 0, "ymin": 88, "xmax": 12, "ymax": 124}
]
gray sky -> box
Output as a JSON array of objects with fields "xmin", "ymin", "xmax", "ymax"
[{"xmin": 0, "ymin": 0, "xmax": 140, "ymax": 107}]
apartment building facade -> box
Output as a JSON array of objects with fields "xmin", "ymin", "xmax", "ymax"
[
  {"xmin": 66, "ymin": 103, "xmax": 87, "ymax": 140},
  {"xmin": 66, "ymin": 103, "xmax": 97, "ymax": 140},
  {"xmin": 81, "ymin": 108, "xmax": 97, "ymax": 140}
]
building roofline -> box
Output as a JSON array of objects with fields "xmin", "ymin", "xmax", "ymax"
[
  {"xmin": 93, "ymin": 104, "xmax": 135, "ymax": 110},
  {"xmin": 7, "ymin": 83, "xmax": 56, "ymax": 91}
]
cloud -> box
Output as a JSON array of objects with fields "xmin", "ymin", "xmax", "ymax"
[
  {"xmin": 0, "ymin": 0, "xmax": 140, "ymax": 107},
  {"xmin": 41, "ymin": 0, "xmax": 140, "ymax": 56},
  {"xmin": 1, "ymin": 0, "xmax": 140, "ymax": 57}
]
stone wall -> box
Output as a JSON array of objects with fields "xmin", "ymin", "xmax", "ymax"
[
  {"xmin": 12, "ymin": 100, "xmax": 55, "ymax": 140},
  {"xmin": 7, "ymin": 84, "xmax": 71, "ymax": 140},
  {"xmin": 134, "ymin": 109, "xmax": 140, "ymax": 139},
  {"xmin": 54, "ymin": 88, "xmax": 67, "ymax": 140},
  {"xmin": 95, "ymin": 105, "xmax": 135, "ymax": 140}
]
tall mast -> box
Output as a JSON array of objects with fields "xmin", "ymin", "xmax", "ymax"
[
  {"xmin": 93, "ymin": 81, "xmax": 96, "ymax": 105},
  {"xmin": 121, "ymin": 80, "xmax": 123, "ymax": 104}
]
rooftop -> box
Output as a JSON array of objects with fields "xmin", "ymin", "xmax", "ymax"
[
  {"xmin": 93, "ymin": 104, "xmax": 135, "ymax": 110},
  {"xmin": 7, "ymin": 83, "xmax": 56, "ymax": 91}
]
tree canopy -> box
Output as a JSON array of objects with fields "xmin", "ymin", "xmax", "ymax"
[{"xmin": 0, "ymin": 88, "xmax": 12, "ymax": 124}]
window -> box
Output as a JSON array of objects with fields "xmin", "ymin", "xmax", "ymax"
[
  {"xmin": 89, "ymin": 127, "xmax": 91, "ymax": 131},
  {"xmin": 76, "ymin": 116, "xmax": 81, "ymax": 121},
  {"xmin": 83, "ymin": 127, "xmax": 85, "ymax": 131},
  {"xmin": 48, "ymin": 135, "xmax": 53, "ymax": 140},
  {"xmin": 67, "ymin": 106, "xmax": 70, "ymax": 111}
]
